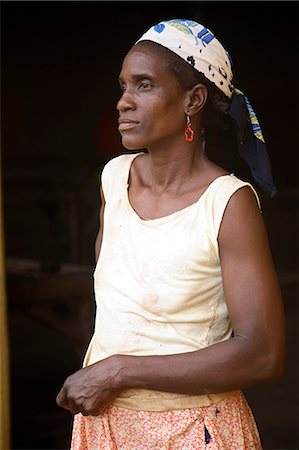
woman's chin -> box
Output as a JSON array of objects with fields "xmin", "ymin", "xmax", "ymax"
[{"xmin": 121, "ymin": 138, "xmax": 146, "ymax": 151}]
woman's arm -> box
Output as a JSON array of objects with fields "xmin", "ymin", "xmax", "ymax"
[
  {"xmin": 95, "ymin": 186, "xmax": 105, "ymax": 262},
  {"xmin": 57, "ymin": 187, "xmax": 285, "ymax": 415}
]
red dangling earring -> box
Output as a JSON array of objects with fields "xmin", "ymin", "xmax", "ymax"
[{"xmin": 184, "ymin": 113, "xmax": 194, "ymax": 142}]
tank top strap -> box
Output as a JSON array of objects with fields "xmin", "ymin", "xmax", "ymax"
[{"xmin": 100, "ymin": 152, "xmax": 143, "ymax": 202}]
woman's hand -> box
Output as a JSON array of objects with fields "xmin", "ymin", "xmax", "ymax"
[{"xmin": 56, "ymin": 355, "xmax": 123, "ymax": 416}]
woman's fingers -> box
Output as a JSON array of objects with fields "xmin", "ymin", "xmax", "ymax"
[
  {"xmin": 66, "ymin": 399, "xmax": 81, "ymax": 415},
  {"xmin": 56, "ymin": 386, "xmax": 81, "ymax": 415},
  {"xmin": 56, "ymin": 387, "xmax": 106, "ymax": 416},
  {"xmin": 56, "ymin": 358, "xmax": 121, "ymax": 415},
  {"xmin": 56, "ymin": 387, "xmax": 68, "ymax": 409}
]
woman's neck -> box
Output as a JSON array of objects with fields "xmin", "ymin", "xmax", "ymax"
[{"xmin": 143, "ymin": 142, "xmax": 208, "ymax": 193}]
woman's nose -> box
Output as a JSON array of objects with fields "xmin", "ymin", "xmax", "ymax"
[{"xmin": 117, "ymin": 89, "xmax": 136, "ymax": 112}]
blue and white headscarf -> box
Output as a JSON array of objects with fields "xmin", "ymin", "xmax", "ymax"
[{"xmin": 136, "ymin": 19, "xmax": 277, "ymax": 196}]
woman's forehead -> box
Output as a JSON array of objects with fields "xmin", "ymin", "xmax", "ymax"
[{"xmin": 119, "ymin": 46, "xmax": 170, "ymax": 81}]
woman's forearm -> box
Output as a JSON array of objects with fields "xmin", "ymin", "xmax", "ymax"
[
  {"xmin": 114, "ymin": 335, "xmax": 283, "ymax": 395},
  {"xmin": 56, "ymin": 332, "xmax": 283, "ymax": 416}
]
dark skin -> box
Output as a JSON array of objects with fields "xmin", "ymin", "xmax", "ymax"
[{"xmin": 57, "ymin": 45, "xmax": 285, "ymax": 416}]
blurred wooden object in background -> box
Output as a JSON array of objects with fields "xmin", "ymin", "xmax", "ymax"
[{"xmin": 0, "ymin": 167, "xmax": 10, "ymax": 450}]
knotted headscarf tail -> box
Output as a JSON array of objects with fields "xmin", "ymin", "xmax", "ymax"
[
  {"xmin": 136, "ymin": 19, "xmax": 277, "ymax": 196},
  {"xmin": 229, "ymin": 90, "xmax": 277, "ymax": 197}
]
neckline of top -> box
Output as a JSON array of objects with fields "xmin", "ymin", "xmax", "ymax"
[{"xmin": 124, "ymin": 152, "xmax": 234, "ymax": 224}]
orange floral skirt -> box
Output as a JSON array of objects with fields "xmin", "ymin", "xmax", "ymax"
[{"xmin": 71, "ymin": 391, "xmax": 262, "ymax": 449}]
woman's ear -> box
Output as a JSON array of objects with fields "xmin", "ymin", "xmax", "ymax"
[{"xmin": 185, "ymin": 83, "xmax": 208, "ymax": 116}]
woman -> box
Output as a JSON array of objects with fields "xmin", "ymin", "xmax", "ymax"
[{"xmin": 57, "ymin": 19, "xmax": 285, "ymax": 449}]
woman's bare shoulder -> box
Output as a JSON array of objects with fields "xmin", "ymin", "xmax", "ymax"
[
  {"xmin": 196, "ymin": 159, "xmax": 230, "ymax": 189},
  {"xmin": 205, "ymin": 160, "xmax": 230, "ymax": 179}
]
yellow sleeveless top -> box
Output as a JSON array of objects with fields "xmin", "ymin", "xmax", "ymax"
[{"xmin": 83, "ymin": 152, "xmax": 261, "ymax": 411}]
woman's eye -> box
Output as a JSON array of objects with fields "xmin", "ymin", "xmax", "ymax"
[{"xmin": 139, "ymin": 82, "xmax": 151, "ymax": 90}]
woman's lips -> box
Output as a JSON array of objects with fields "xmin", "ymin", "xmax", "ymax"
[{"xmin": 118, "ymin": 118, "xmax": 139, "ymax": 131}]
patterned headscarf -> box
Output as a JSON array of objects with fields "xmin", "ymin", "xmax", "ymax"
[{"xmin": 136, "ymin": 19, "xmax": 277, "ymax": 196}]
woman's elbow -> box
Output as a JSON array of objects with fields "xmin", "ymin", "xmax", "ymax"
[
  {"xmin": 268, "ymin": 354, "xmax": 285, "ymax": 380},
  {"xmin": 259, "ymin": 345, "xmax": 285, "ymax": 382}
]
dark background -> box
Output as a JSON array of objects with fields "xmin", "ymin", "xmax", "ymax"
[{"xmin": 2, "ymin": 1, "xmax": 298, "ymax": 449}]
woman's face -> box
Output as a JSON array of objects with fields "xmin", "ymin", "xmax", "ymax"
[{"xmin": 117, "ymin": 45, "xmax": 187, "ymax": 150}]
